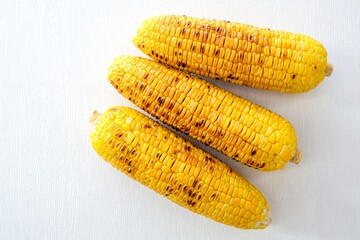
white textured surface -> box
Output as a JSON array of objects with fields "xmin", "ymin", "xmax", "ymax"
[{"xmin": 1, "ymin": 0, "xmax": 360, "ymax": 239}]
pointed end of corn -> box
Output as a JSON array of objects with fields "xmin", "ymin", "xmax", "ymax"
[
  {"xmin": 325, "ymin": 63, "xmax": 333, "ymax": 77},
  {"xmin": 290, "ymin": 148, "xmax": 302, "ymax": 164},
  {"xmin": 89, "ymin": 111, "xmax": 101, "ymax": 126},
  {"xmin": 255, "ymin": 209, "xmax": 272, "ymax": 229}
]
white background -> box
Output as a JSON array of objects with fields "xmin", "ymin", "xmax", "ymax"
[{"xmin": 1, "ymin": 0, "xmax": 360, "ymax": 239}]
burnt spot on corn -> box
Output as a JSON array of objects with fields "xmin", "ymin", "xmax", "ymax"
[
  {"xmin": 187, "ymin": 200, "xmax": 196, "ymax": 206},
  {"xmin": 233, "ymin": 154, "xmax": 239, "ymax": 158},
  {"xmin": 195, "ymin": 30, "xmax": 200, "ymax": 37},
  {"xmin": 211, "ymin": 193, "xmax": 218, "ymax": 199},
  {"xmin": 251, "ymin": 150, "xmax": 257, "ymax": 156},
  {"xmin": 168, "ymin": 102, "xmax": 174, "ymax": 110},
  {"xmin": 214, "ymin": 49, "xmax": 220, "ymax": 56},
  {"xmin": 170, "ymin": 161, "xmax": 176, "ymax": 168},
  {"xmin": 200, "ymin": 45, "xmax": 205, "ymax": 53},
  {"xmin": 139, "ymin": 84, "xmax": 145, "ymax": 91},
  {"xmin": 186, "ymin": 21, "xmax": 191, "ymax": 26},
  {"xmin": 144, "ymin": 73, "xmax": 149, "ymax": 80},
  {"xmin": 182, "ymin": 62, "xmax": 186, "ymax": 68},
  {"xmin": 184, "ymin": 145, "xmax": 191, "ymax": 152},
  {"xmin": 292, "ymin": 74, "xmax": 296, "ymax": 79},
  {"xmin": 192, "ymin": 45, "xmax": 196, "ymax": 51},
  {"xmin": 192, "ymin": 179, "xmax": 198, "ymax": 187},
  {"xmin": 158, "ymin": 97, "xmax": 164, "ymax": 105},
  {"xmin": 181, "ymin": 28, "xmax": 186, "ymax": 35},
  {"xmin": 188, "ymin": 189, "xmax": 193, "ymax": 196},
  {"xmin": 205, "ymin": 156, "xmax": 215, "ymax": 163}
]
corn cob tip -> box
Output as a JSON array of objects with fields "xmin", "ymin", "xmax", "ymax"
[
  {"xmin": 325, "ymin": 64, "xmax": 333, "ymax": 77},
  {"xmin": 90, "ymin": 111, "xmax": 101, "ymax": 126},
  {"xmin": 289, "ymin": 148, "xmax": 302, "ymax": 164},
  {"xmin": 255, "ymin": 209, "xmax": 272, "ymax": 228}
]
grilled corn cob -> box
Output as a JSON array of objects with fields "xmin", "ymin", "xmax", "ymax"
[
  {"xmin": 90, "ymin": 106, "xmax": 271, "ymax": 229},
  {"xmin": 107, "ymin": 55, "xmax": 300, "ymax": 171},
  {"xmin": 133, "ymin": 15, "xmax": 332, "ymax": 93}
]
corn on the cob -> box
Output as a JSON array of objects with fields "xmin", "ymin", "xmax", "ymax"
[
  {"xmin": 90, "ymin": 106, "xmax": 271, "ymax": 229},
  {"xmin": 133, "ymin": 15, "xmax": 332, "ymax": 93},
  {"xmin": 107, "ymin": 55, "xmax": 300, "ymax": 171}
]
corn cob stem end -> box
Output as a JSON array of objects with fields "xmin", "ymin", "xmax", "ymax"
[
  {"xmin": 90, "ymin": 111, "xmax": 101, "ymax": 126},
  {"xmin": 290, "ymin": 148, "xmax": 302, "ymax": 164},
  {"xmin": 325, "ymin": 64, "xmax": 333, "ymax": 77}
]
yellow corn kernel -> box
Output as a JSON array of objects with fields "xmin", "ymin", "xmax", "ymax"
[
  {"xmin": 133, "ymin": 15, "xmax": 332, "ymax": 93},
  {"xmin": 107, "ymin": 56, "xmax": 301, "ymax": 171},
  {"xmin": 90, "ymin": 107, "xmax": 271, "ymax": 229}
]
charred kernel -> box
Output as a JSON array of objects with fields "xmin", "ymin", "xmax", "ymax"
[
  {"xmin": 158, "ymin": 97, "xmax": 164, "ymax": 105},
  {"xmin": 144, "ymin": 73, "xmax": 149, "ymax": 79},
  {"xmin": 251, "ymin": 150, "xmax": 257, "ymax": 155},
  {"xmin": 292, "ymin": 74, "xmax": 296, "ymax": 79}
]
